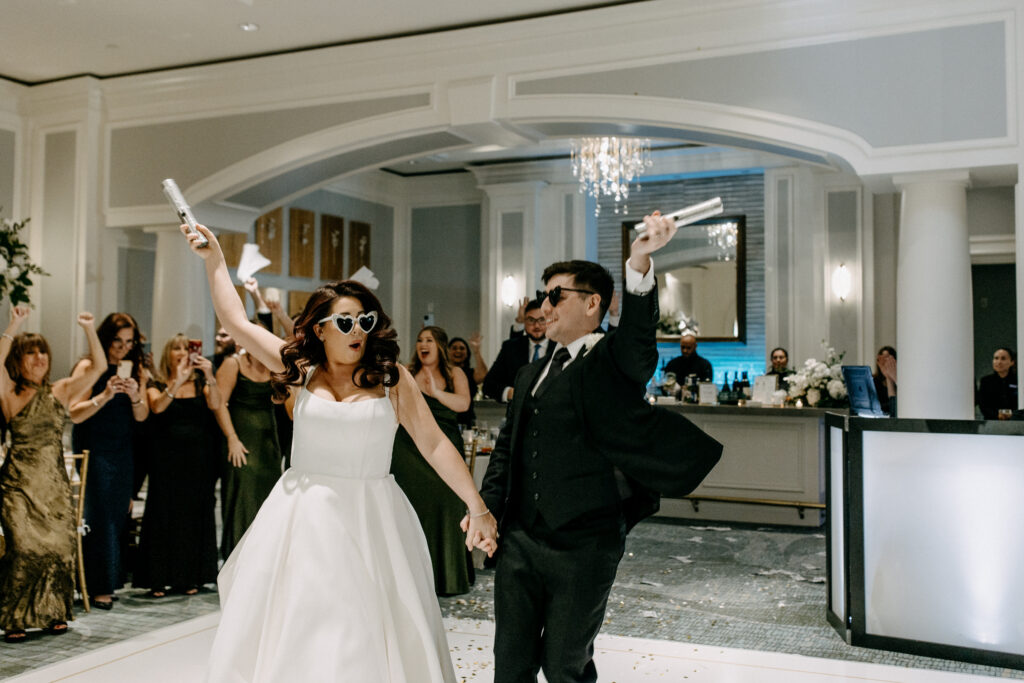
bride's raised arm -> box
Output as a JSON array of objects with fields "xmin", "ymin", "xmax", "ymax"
[{"xmin": 181, "ymin": 223, "xmax": 285, "ymax": 373}]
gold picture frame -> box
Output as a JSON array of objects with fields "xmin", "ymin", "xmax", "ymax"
[
  {"xmin": 320, "ymin": 213, "xmax": 345, "ymax": 280},
  {"xmin": 289, "ymin": 208, "xmax": 315, "ymax": 278},
  {"xmin": 348, "ymin": 221, "xmax": 371, "ymax": 275}
]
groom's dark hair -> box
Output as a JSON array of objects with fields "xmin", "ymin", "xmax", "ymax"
[{"xmin": 541, "ymin": 260, "xmax": 614, "ymax": 319}]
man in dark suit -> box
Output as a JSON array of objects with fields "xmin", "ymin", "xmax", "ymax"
[
  {"xmin": 478, "ymin": 213, "xmax": 722, "ymax": 683},
  {"xmin": 483, "ymin": 299, "xmax": 555, "ymax": 402}
]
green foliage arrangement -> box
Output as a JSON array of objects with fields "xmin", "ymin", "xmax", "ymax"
[{"xmin": 0, "ymin": 213, "xmax": 48, "ymax": 306}]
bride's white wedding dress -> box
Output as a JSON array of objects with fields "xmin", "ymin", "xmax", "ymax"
[{"xmin": 206, "ymin": 374, "xmax": 457, "ymax": 683}]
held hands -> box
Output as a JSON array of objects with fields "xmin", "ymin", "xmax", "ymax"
[
  {"xmin": 629, "ymin": 211, "xmax": 678, "ymax": 274},
  {"xmin": 460, "ymin": 511, "xmax": 499, "ymax": 558}
]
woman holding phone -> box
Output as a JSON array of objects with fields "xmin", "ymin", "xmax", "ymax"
[
  {"xmin": 69, "ymin": 313, "xmax": 150, "ymax": 610},
  {"xmin": 182, "ymin": 222, "xmax": 496, "ymax": 682},
  {"xmin": 0, "ymin": 307, "xmax": 107, "ymax": 642},
  {"xmin": 134, "ymin": 334, "xmax": 221, "ymax": 597}
]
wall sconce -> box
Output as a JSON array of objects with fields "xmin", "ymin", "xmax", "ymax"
[
  {"xmin": 501, "ymin": 275, "xmax": 518, "ymax": 307},
  {"xmin": 832, "ymin": 263, "xmax": 852, "ymax": 302}
]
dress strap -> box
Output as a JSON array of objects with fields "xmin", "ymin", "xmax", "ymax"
[{"xmin": 303, "ymin": 364, "xmax": 318, "ymax": 388}]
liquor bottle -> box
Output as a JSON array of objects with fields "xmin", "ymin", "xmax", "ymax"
[
  {"xmin": 718, "ymin": 372, "xmax": 731, "ymax": 404},
  {"xmin": 686, "ymin": 374, "xmax": 698, "ymax": 403},
  {"xmin": 739, "ymin": 371, "xmax": 752, "ymax": 399}
]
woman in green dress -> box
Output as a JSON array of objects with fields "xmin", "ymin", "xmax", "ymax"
[
  {"xmin": 213, "ymin": 348, "xmax": 282, "ymax": 559},
  {"xmin": 391, "ymin": 326, "xmax": 474, "ymax": 595},
  {"xmin": 0, "ymin": 307, "xmax": 107, "ymax": 642}
]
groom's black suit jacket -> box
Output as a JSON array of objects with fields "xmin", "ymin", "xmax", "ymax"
[{"xmin": 480, "ymin": 284, "xmax": 722, "ymax": 533}]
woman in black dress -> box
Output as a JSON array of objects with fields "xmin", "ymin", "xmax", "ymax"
[
  {"xmin": 135, "ymin": 334, "xmax": 221, "ymax": 596},
  {"xmin": 872, "ymin": 346, "xmax": 898, "ymax": 415},
  {"xmin": 977, "ymin": 347, "xmax": 1017, "ymax": 420},
  {"xmin": 391, "ymin": 326, "xmax": 474, "ymax": 595},
  {"xmin": 69, "ymin": 313, "xmax": 150, "ymax": 610},
  {"xmin": 447, "ymin": 335, "xmax": 488, "ymax": 429}
]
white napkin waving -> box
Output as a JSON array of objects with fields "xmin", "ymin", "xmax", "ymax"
[
  {"xmin": 236, "ymin": 243, "xmax": 272, "ymax": 283},
  {"xmin": 350, "ymin": 266, "xmax": 379, "ymax": 290}
]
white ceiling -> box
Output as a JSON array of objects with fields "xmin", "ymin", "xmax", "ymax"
[{"xmin": 3, "ymin": 0, "xmax": 635, "ymax": 84}]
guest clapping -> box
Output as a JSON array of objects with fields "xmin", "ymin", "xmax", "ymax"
[
  {"xmin": 69, "ymin": 313, "xmax": 150, "ymax": 610},
  {"xmin": 0, "ymin": 308, "xmax": 107, "ymax": 641},
  {"xmin": 135, "ymin": 335, "xmax": 221, "ymax": 597}
]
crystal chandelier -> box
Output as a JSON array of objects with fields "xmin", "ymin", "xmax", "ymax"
[
  {"xmin": 706, "ymin": 221, "xmax": 738, "ymax": 261},
  {"xmin": 570, "ymin": 137, "xmax": 652, "ymax": 216}
]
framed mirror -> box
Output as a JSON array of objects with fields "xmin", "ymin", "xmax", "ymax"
[{"xmin": 622, "ymin": 215, "xmax": 746, "ymax": 342}]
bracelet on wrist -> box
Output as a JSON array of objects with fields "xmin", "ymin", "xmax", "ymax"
[
  {"xmin": 469, "ymin": 508, "xmax": 490, "ymax": 519},
  {"xmin": 164, "ymin": 388, "xmax": 175, "ymax": 399},
  {"xmin": 131, "ymin": 398, "xmax": 144, "ymax": 406},
  {"xmin": 1, "ymin": 333, "xmax": 13, "ymax": 342},
  {"xmin": 91, "ymin": 397, "xmax": 100, "ymax": 408}
]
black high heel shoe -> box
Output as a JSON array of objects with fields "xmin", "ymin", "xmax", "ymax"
[
  {"xmin": 90, "ymin": 598, "xmax": 114, "ymax": 610},
  {"xmin": 3, "ymin": 629, "xmax": 27, "ymax": 643},
  {"xmin": 49, "ymin": 621, "xmax": 68, "ymax": 635}
]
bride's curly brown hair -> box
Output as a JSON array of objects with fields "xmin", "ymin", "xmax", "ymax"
[{"xmin": 270, "ymin": 280, "xmax": 399, "ymax": 401}]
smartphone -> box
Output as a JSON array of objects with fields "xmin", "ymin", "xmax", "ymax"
[
  {"xmin": 116, "ymin": 360, "xmax": 133, "ymax": 379},
  {"xmin": 188, "ymin": 339, "xmax": 202, "ymax": 363}
]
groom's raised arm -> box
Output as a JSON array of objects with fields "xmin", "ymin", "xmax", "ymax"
[{"xmin": 606, "ymin": 212, "xmax": 677, "ymax": 385}]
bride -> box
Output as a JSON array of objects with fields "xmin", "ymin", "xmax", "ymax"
[{"xmin": 182, "ymin": 223, "xmax": 498, "ymax": 683}]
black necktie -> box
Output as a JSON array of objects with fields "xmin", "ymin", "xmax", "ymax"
[
  {"xmin": 534, "ymin": 347, "xmax": 571, "ymax": 398},
  {"xmin": 532, "ymin": 343, "xmax": 541, "ymax": 361}
]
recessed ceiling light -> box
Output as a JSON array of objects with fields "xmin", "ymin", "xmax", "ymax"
[{"xmin": 239, "ymin": 22, "xmax": 260, "ymax": 32}]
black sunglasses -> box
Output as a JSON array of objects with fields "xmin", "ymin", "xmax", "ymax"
[
  {"xmin": 535, "ymin": 286, "xmax": 597, "ymax": 308},
  {"xmin": 317, "ymin": 311, "xmax": 378, "ymax": 335}
]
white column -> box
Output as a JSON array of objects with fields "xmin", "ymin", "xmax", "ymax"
[
  {"xmin": 147, "ymin": 225, "xmax": 212, "ymax": 352},
  {"xmin": 893, "ymin": 171, "xmax": 973, "ymax": 419},
  {"xmin": 1017, "ymin": 176, "xmax": 1024, "ymax": 411}
]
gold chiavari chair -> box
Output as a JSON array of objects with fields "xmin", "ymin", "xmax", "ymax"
[{"xmin": 64, "ymin": 450, "xmax": 90, "ymax": 613}]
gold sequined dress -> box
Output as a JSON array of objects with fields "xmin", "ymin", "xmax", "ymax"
[{"xmin": 0, "ymin": 384, "xmax": 75, "ymax": 631}]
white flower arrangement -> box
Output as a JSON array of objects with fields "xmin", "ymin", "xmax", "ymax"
[
  {"xmin": 0, "ymin": 213, "xmax": 47, "ymax": 306},
  {"xmin": 784, "ymin": 343, "xmax": 848, "ymax": 407}
]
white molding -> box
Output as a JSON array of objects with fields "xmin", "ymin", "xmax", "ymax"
[
  {"xmin": 893, "ymin": 170, "xmax": 973, "ymax": 187},
  {"xmin": 970, "ymin": 234, "xmax": 1016, "ymax": 263},
  {"xmin": 182, "ymin": 108, "xmax": 460, "ymax": 209}
]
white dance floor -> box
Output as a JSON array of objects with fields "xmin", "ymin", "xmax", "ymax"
[{"xmin": 7, "ymin": 613, "xmax": 1003, "ymax": 683}]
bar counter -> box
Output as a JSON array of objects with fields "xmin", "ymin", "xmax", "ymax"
[{"xmin": 472, "ymin": 400, "xmax": 839, "ymax": 527}]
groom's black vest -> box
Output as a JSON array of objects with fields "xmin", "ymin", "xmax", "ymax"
[{"xmin": 511, "ymin": 356, "xmax": 623, "ymax": 531}]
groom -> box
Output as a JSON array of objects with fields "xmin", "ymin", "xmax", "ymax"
[{"xmin": 478, "ymin": 212, "xmax": 723, "ymax": 683}]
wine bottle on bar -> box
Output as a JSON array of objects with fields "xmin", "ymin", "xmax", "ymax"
[{"xmin": 718, "ymin": 372, "xmax": 731, "ymax": 404}]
